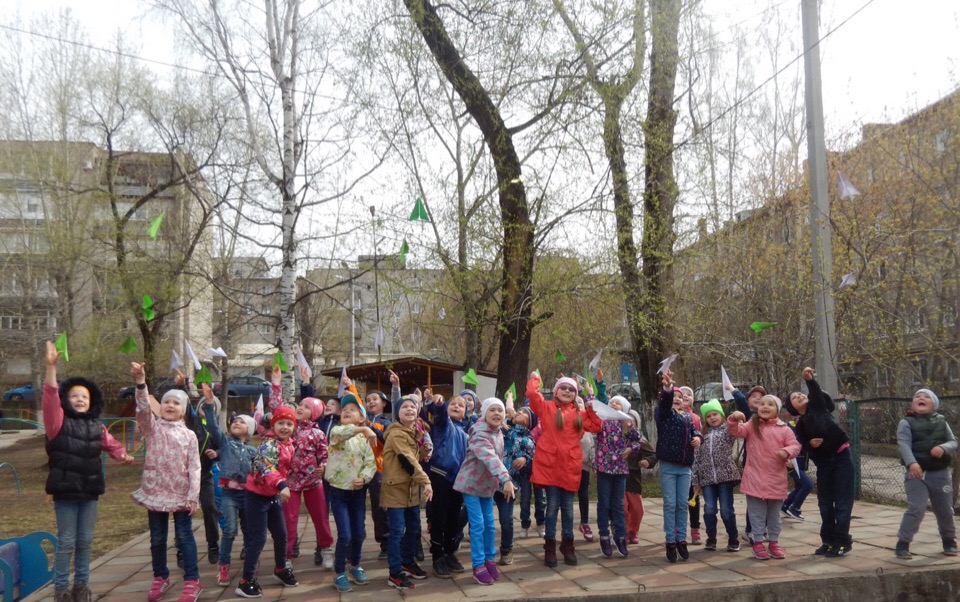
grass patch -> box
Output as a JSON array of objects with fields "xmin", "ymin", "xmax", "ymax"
[{"xmin": 0, "ymin": 434, "xmax": 148, "ymax": 559}]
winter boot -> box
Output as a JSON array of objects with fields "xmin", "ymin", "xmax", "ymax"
[
  {"xmin": 559, "ymin": 537, "xmax": 578, "ymax": 566},
  {"xmin": 543, "ymin": 538, "xmax": 558, "ymax": 568}
]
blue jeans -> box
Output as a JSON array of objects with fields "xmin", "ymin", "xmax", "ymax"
[
  {"xmin": 53, "ymin": 499, "xmax": 98, "ymax": 589},
  {"xmin": 659, "ymin": 461, "xmax": 692, "ymax": 543},
  {"xmin": 386, "ymin": 506, "xmax": 420, "ymax": 576},
  {"xmin": 544, "ymin": 486, "xmax": 575, "ymax": 540},
  {"xmin": 463, "ymin": 494, "xmax": 496, "ymax": 568},
  {"xmin": 814, "ymin": 448, "xmax": 855, "ymax": 548},
  {"xmin": 784, "ymin": 468, "xmax": 814, "ymax": 511},
  {"xmin": 517, "ymin": 473, "xmax": 542, "ymax": 529},
  {"xmin": 494, "ymin": 491, "xmax": 515, "ymax": 549},
  {"xmin": 148, "ymin": 510, "xmax": 198, "ymax": 581},
  {"xmin": 701, "ymin": 481, "xmax": 738, "ymax": 540},
  {"xmin": 329, "ymin": 487, "xmax": 366, "ymax": 574},
  {"xmin": 242, "ymin": 490, "xmax": 286, "ymax": 580},
  {"xmin": 596, "ymin": 472, "xmax": 627, "ymax": 538},
  {"xmin": 218, "ymin": 489, "xmax": 246, "ymax": 565}
]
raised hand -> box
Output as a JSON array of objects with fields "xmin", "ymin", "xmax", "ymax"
[{"xmin": 131, "ymin": 362, "xmax": 147, "ymax": 384}]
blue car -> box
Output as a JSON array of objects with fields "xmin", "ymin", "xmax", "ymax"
[
  {"xmin": 3, "ymin": 383, "xmax": 35, "ymax": 402},
  {"xmin": 213, "ymin": 376, "xmax": 271, "ymax": 398}
]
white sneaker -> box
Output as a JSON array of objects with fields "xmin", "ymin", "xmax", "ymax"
[
  {"xmin": 520, "ymin": 528, "xmax": 529, "ymax": 539},
  {"xmin": 537, "ymin": 525, "xmax": 546, "ymax": 538},
  {"xmin": 321, "ymin": 547, "xmax": 334, "ymax": 570}
]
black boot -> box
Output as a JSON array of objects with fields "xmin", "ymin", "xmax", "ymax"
[
  {"xmin": 543, "ymin": 538, "xmax": 558, "ymax": 567},
  {"xmin": 666, "ymin": 542, "xmax": 678, "ymax": 563},
  {"xmin": 559, "ymin": 537, "xmax": 578, "ymax": 566}
]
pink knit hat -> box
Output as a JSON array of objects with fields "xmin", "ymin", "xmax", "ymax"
[
  {"xmin": 302, "ymin": 397, "xmax": 324, "ymax": 422},
  {"xmin": 553, "ymin": 377, "xmax": 579, "ymax": 394}
]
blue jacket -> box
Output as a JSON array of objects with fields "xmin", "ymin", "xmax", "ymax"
[
  {"xmin": 655, "ymin": 386, "xmax": 702, "ymax": 466},
  {"xmin": 203, "ymin": 403, "xmax": 256, "ymax": 483},
  {"xmin": 503, "ymin": 422, "xmax": 535, "ymax": 486},
  {"xmin": 424, "ymin": 402, "xmax": 467, "ymax": 483}
]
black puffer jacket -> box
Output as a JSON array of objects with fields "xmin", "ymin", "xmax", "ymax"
[
  {"xmin": 794, "ymin": 379, "xmax": 849, "ymax": 465},
  {"xmin": 46, "ymin": 377, "xmax": 106, "ymax": 501}
]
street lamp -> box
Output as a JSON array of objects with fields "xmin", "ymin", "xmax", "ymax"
[{"xmin": 339, "ymin": 261, "xmax": 356, "ymax": 366}]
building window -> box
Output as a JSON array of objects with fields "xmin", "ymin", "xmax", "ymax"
[
  {"xmin": 949, "ymin": 360, "xmax": 960, "ymax": 383},
  {"xmin": 942, "ymin": 305, "xmax": 957, "ymax": 328},
  {"xmin": 909, "ymin": 358, "xmax": 928, "ymax": 385},
  {"xmin": 1, "ymin": 316, "xmax": 22, "ymax": 329},
  {"xmin": 935, "ymin": 129, "xmax": 949, "ymax": 156},
  {"xmin": 258, "ymin": 323, "xmax": 273, "ymax": 336}
]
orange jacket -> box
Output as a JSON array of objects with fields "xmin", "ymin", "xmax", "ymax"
[{"xmin": 527, "ymin": 380, "xmax": 602, "ymax": 492}]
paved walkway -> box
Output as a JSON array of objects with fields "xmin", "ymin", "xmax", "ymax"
[{"xmin": 26, "ymin": 496, "xmax": 960, "ymax": 601}]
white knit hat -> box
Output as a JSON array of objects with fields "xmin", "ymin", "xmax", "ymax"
[
  {"xmin": 609, "ymin": 395, "xmax": 631, "ymax": 415},
  {"xmin": 235, "ymin": 414, "xmax": 257, "ymax": 439},
  {"xmin": 480, "ymin": 397, "xmax": 505, "ymax": 420}
]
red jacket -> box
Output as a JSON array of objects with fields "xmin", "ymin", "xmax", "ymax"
[{"xmin": 527, "ymin": 380, "xmax": 602, "ymax": 492}]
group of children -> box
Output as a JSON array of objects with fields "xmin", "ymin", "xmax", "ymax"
[{"xmin": 41, "ymin": 340, "xmax": 958, "ymax": 601}]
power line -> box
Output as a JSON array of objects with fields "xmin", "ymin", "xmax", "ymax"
[
  {"xmin": 678, "ymin": 0, "xmax": 879, "ymax": 149},
  {"xmin": 0, "ymin": 22, "xmax": 220, "ymax": 78}
]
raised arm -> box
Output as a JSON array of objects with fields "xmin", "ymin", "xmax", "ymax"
[{"xmin": 42, "ymin": 341, "xmax": 63, "ymax": 439}]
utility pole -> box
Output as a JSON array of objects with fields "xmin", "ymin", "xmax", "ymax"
[
  {"xmin": 801, "ymin": 0, "xmax": 839, "ymax": 395},
  {"xmin": 340, "ymin": 261, "xmax": 356, "ymax": 366}
]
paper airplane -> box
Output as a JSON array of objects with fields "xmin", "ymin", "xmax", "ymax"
[{"xmin": 657, "ymin": 354, "xmax": 678, "ymax": 375}]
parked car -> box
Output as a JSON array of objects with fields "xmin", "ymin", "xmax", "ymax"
[
  {"xmin": 214, "ymin": 375, "xmax": 272, "ymax": 398},
  {"xmin": 2, "ymin": 383, "xmax": 35, "ymax": 402},
  {"xmin": 693, "ymin": 381, "xmax": 750, "ymax": 402},
  {"xmin": 606, "ymin": 382, "xmax": 643, "ymax": 407},
  {"xmin": 118, "ymin": 377, "xmax": 178, "ymax": 400}
]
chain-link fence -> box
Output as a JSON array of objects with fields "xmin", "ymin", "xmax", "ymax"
[{"xmin": 843, "ymin": 396, "xmax": 960, "ymax": 506}]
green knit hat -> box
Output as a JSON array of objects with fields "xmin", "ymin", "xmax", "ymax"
[{"xmin": 700, "ymin": 398, "xmax": 725, "ymax": 419}]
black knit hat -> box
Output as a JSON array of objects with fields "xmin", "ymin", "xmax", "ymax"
[
  {"xmin": 58, "ymin": 376, "xmax": 104, "ymax": 420},
  {"xmin": 783, "ymin": 391, "xmax": 800, "ymax": 416}
]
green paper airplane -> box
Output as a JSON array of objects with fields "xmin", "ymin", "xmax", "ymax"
[
  {"xmin": 399, "ymin": 238, "xmax": 409, "ymax": 262},
  {"xmin": 118, "ymin": 336, "xmax": 138, "ymax": 354},
  {"xmin": 506, "ymin": 382, "xmax": 517, "ymax": 400},
  {"xmin": 749, "ymin": 321, "xmax": 777, "ymax": 333},
  {"xmin": 147, "ymin": 213, "xmax": 165, "ymax": 239},
  {"xmin": 141, "ymin": 295, "xmax": 155, "ymax": 322},
  {"xmin": 408, "ymin": 197, "xmax": 430, "ymax": 222},
  {"xmin": 273, "ymin": 351, "xmax": 289, "ymax": 372},
  {"xmin": 194, "ymin": 365, "xmax": 213, "ymax": 385},
  {"xmin": 555, "ymin": 350, "xmax": 566, "ymax": 363},
  {"xmin": 55, "ymin": 331, "xmax": 69, "ymax": 362},
  {"xmin": 461, "ymin": 368, "xmax": 478, "ymax": 386}
]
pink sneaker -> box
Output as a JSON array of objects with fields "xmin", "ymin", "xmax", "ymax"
[
  {"xmin": 472, "ymin": 565, "xmax": 494, "ymax": 586},
  {"xmin": 627, "ymin": 532, "xmax": 639, "ymax": 545},
  {"xmin": 752, "ymin": 542, "xmax": 770, "ymax": 560},
  {"xmin": 690, "ymin": 529, "xmax": 702, "ymax": 545},
  {"xmin": 218, "ymin": 564, "xmax": 230, "ymax": 586},
  {"xmin": 579, "ymin": 524, "xmax": 595, "ymax": 542},
  {"xmin": 177, "ymin": 580, "xmax": 202, "ymax": 602},
  {"xmin": 484, "ymin": 560, "xmax": 500, "ymax": 581},
  {"xmin": 768, "ymin": 541, "xmax": 786, "ymax": 559},
  {"xmin": 147, "ymin": 577, "xmax": 170, "ymax": 602}
]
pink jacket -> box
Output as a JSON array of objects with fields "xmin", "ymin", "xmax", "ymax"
[
  {"xmin": 727, "ymin": 416, "xmax": 800, "ymax": 500},
  {"xmin": 131, "ymin": 387, "xmax": 200, "ymax": 512}
]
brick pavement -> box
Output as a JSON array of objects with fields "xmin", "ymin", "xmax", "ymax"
[{"xmin": 25, "ymin": 495, "xmax": 960, "ymax": 601}]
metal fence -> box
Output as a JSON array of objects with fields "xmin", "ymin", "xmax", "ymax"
[{"xmin": 843, "ymin": 396, "xmax": 960, "ymax": 506}]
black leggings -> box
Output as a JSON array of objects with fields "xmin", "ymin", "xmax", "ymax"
[{"xmin": 579, "ymin": 470, "xmax": 591, "ymax": 524}]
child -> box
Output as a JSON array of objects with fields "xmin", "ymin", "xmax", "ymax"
[
  {"xmin": 202, "ymin": 387, "xmax": 257, "ymax": 587},
  {"xmin": 461, "ymin": 389, "xmax": 480, "ymax": 431},
  {"xmin": 326, "ymin": 394, "xmax": 378, "ymax": 592},
  {"xmin": 730, "ymin": 383, "xmax": 766, "ymax": 544},
  {"xmin": 623, "ymin": 410, "xmax": 656, "ymax": 544},
  {"xmin": 130, "ymin": 363, "xmax": 202, "ymax": 602},
  {"xmin": 781, "ymin": 412, "xmax": 812, "ymax": 522},
  {"xmin": 593, "ymin": 395, "xmax": 642, "ymax": 557},
  {"xmin": 578, "ymin": 408, "xmax": 596, "ymax": 544},
  {"xmin": 267, "ymin": 365, "xmax": 333, "ymax": 570},
  {"xmin": 727, "ymin": 394, "xmax": 800, "ymax": 560},
  {"xmin": 454, "ymin": 398, "xmax": 516, "ymax": 585},
  {"xmin": 655, "ymin": 370, "xmax": 703, "ymax": 563},
  {"xmin": 424, "ymin": 394, "xmax": 469, "ymax": 577},
  {"xmin": 894, "ymin": 388, "xmax": 958, "ymax": 558},
  {"xmin": 500, "ymin": 404, "xmax": 536, "ymax": 564},
  {"xmin": 691, "ymin": 399, "xmax": 741, "ymax": 552},
  {"xmin": 237, "ymin": 405, "xmax": 300, "ymax": 598},
  {"xmin": 679, "ymin": 386, "xmax": 703, "ymax": 545},
  {"xmin": 526, "ymin": 373, "xmax": 602, "ymax": 567},
  {"xmin": 42, "ymin": 341, "xmax": 133, "ymax": 602},
  {"xmin": 362, "ymin": 384, "xmax": 392, "ymax": 559},
  {"xmin": 382, "ymin": 395, "xmax": 434, "ymax": 590},
  {"xmin": 784, "ymin": 367, "xmax": 855, "ymax": 557}
]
